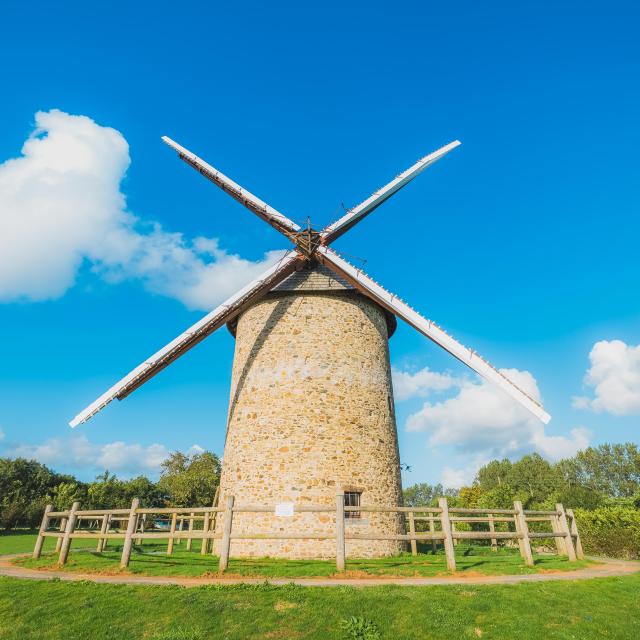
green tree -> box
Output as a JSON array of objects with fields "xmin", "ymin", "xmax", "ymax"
[
  {"xmin": 124, "ymin": 475, "xmax": 164, "ymax": 507},
  {"xmin": 559, "ymin": 443, "xmax": 640, "ymax": 498},
  {"xmin": 0, "ymin": 458, "xmax": 81, "ymax": 528},
  {"xmin": 458, "ymin": 485, "xmax": 483, "ymax": 508},
  {"xmin": 476, "ymin": 484, "xmax": 516, "ymax": 510},
  {"xmin": 403, "ymin": 483, "xmax": 457, "ymax": 507},
  {"xmin": 158, "ymin": 451, "xmax": 221, "ymax": 507},
  {"xmin": 52, "ymin": 481, "xmax": 88, "ymax": 509},
  {"xmin": 86, "ymin": 471, "xmax": 129, "ymax": 509},
  {"xmin": 476, "ymin": 459, "xmax": 512, "ymax": 491},
  {"xmin": 508, "ymin": 454, "xmax": 562, "ymax": 507}
]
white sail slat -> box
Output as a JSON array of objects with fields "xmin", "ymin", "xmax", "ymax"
[
  {"xmin": 162, "ymin": 136, "xmax": 300, "ymax": 238},
  {"xmin": 321, "ymin": 140, "xmax": 461, "ymax": 244},
  {"xmin": 317, "ymin": 246, "xmax": 551, "ymax": 424},
  {"xmin": 70, "ymin": 251, "xmax": 302, "ymax": 427}
]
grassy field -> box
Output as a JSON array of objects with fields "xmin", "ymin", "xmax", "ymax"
[
  {"xmin": 1, "ymin": 574, "xmax": 639, "ymax": 639},
  {"xmin": 10, "ymin": 534, "xmax": 593, "ymax": 578},
  {"xmin": 1, "ymin": 532, "xmax": 638, "ymax": 638},
  {"xmin": 0, "ymin": 530, "xmax": 46, "ymax": 554}
]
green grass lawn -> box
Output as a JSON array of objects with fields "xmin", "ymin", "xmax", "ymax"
[
  {"xmin": 0, "ymin": 530, "xmax": 47, "ymax": 554},
  {"xmin": 1, "ymin": 574, "xmax": 639, "ymax": 639},
  {"xmin": 12, "ymin": 536, "xmax": 593, "ymax": 578},
  {"xmin": 0, "ymin": 530, "xmax": 96, "ymax": 556}
]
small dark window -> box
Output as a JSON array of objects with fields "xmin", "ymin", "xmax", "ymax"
[{"xmin": 344, "ymin": 491, "xmax": 361, "ymax": 519}]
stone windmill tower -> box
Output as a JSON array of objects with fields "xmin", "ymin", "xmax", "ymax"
[{"xmin": 71, "ymin": 137, "xmax": 551, "ymax": 558}]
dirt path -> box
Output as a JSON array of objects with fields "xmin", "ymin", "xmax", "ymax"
[{"xmin": 1, "ymin": 554, "xmax": 638, "ymax": 587}]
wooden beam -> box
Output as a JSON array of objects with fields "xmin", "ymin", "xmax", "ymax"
[
  {"xmin": 408, "ymin": 511, "xmax": 417, "ymax": 556},
  {"xmin": 119, "ymin": 498, "xmax": 140, "ymax": 569},
  {"xmin": 166, "ymin": 513, "xmax": 178, "ymax": 555},
  {"xmin": 33, "ymin": 504, "xmax": 53, "ymax": 559},
  {"xmin": 335, "ymin": 492, "xmax": 346, "ymax": 572},
  {"xmin": 58, "ymin": 502, "xmax": 80, "ymax": 565},
  {"xmin": 556, "ymin": 504, "xmax": 577, "ymax": 562},
  {"xmin": 488, "ymin": 513, "xmax": 498, "ymax": 551},
  {"xmin": 565, "ymin": 508, "xmax": 585, "ymax": 560},
  {"xmin": 218, "ymin": 496, "xmax": 235, "ymax": 572},
  {"xmin": 438, "ymin": 498, "xmax": 456, "ymax": 572},
  {"xmin": 97, "ymin": 514, "xmax": 109, "ymax": 552},
  {"xmin": 513, "ymin": 501, "xmax": 534, "ymax": 567}
]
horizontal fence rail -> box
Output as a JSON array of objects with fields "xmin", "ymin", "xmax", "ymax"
[{"xmin": 33, "ymin": 497, "xmax": 584, "ymax": 572}]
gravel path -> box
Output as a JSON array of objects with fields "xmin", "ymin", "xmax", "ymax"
[{"xmin": 1, "ymin": 554, "xmax": 638, "ymax": 588}]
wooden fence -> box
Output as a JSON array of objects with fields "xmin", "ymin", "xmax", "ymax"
[{"xmin": 33, "ymin": 495, "xmax": 584, "ymax": 573}]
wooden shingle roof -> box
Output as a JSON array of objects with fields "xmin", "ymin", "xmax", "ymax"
[{"xmin": 271, "ymin": 262, "xmax": 354, "ymax": 292}]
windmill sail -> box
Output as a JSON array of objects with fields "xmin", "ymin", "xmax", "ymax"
[
  {"xmin": 70, "ymin": 251, "xmax": 302, "ymax": 427},
  {"xmin": 71, "ymin": 134, "xmax": 552, "ymax": 428},
  {"xmin": 162, "ymin": 137, "xmax": 300, "ymax": 239},
  {"xmin": 317, "ymin": 246, "xmax": 551, "ymax": 424},
  {"xmin": 320, "ymin": 140, "xmax": 461, "ymax": 244}
]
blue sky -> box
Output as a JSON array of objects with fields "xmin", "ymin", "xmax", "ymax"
[{"xmin": 0, "ymin": 0, "xmax": 639, "ymax": 486}]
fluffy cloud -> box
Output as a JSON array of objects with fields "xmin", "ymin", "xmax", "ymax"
[
  {"xmin": 2, "ymin": 434, "xmax": 196, "ymax": 477},
  {"xmin": 391, "ymin": 366, "xmax": 457, "ymax": 402},
  {"xmin": 572, "ymin": 340, "xmax": 640, "ymax": 416},
  {"xmin": 440, "ymin": 465, "xmax": 477, "ymax": 489},
  {"xmin": 0, "ymin": 428, "xmax": 4, "ymax": 441},
  {"xmin": 400, "ymin": 367, "xmax": 589, "ymax": 463},
  {"xmin": 0, "ymin": 109, "xmax": 284, "ymax": 309}
]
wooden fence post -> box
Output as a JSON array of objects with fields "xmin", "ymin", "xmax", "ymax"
[
  {"xmin": 556, "ymin": 504, "xmax": 577, "ymax": 561},
  {"xmin": 201, "ymin": 511, "xmax": 211, "ymax": 555},
  {"xmin": 97, "ymin": 514, "xmax": 109, "ymax": 552},
  {"xmin": 210, "ymin": 510, "xmax": 218, "ymax": 556},
  {"xmin": 58, "ymin": 502, "xmax": 80, "ymax": 565},
  {"xmin": 451, "ymin": 520, "xmax": 458, "ymax": 546},
  {"xmin": 438, "ymin": 498, "xmax": 456, "ymax": 572},
  {"xmin": 218, "ymin": 496, "xmax": 235, "ymax": 572},
  {"xmin": 210, "ymin": 489, "xmax": 220, "ymax": 556},
  {"xmin": 335, "ymin": 492, "xmax": 346, "ymax": 572},
  {"xmin": 565, "ymin": 508, "xmax": 584, "ymax": 560},
  {"xmin": 135, "ymin": 514, "xmax": 146, "ymax": 546},
  {"xmin": 429, "ymin": 514, "xmax": 437, "ymax": 553},
  {"xmin": 550, "ymin": 511, "xmax": 568, "ymax": 555},
  {"xmin": 513, "ymin": 501, "xmax": 534, "ymax": 567},
  {"xmin": 33, "ymin": 504, "xmax": 53, "ymax": 559},
  {"xmin": 167, "ymin": 512, "xmax": 178, "ymax": 555},
  {"xmin": 408, "ymin": 511, "xmax": 417, "ymax": 556},
  {"xmin": 119, "ymin": 498, "xmax": 140, "ymax": 569},
  {"xmin": 186, "ymin": 512, "xmax": 195, "ymax": 551},
  {"xmin": 55, "ymin": 517, "xmax": 67, "ymax": 553},
  {"xmin": 101, "ymin": 514, "xmax": 111, "ymax": 551},
  {"xmin": 488, "ymin": 513, "xmax": 498, "ymax": 551}
]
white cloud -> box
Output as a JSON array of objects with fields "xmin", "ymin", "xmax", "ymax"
[
  {"xmin": 441, "ymin": 466, "xmax": 477, "ymax": 489},
  {"xmin": 573, "ymin": 339, "xmax": 640, "ymax": 416},
  {"xmin": 0, "ymin": 109, "xmax": 284, "ymax": 309},
  {"xmin": 403, "ymin": 367, "xmax": 589, "ymax": 463},
  {"xmin": 0, "ymin": 428, "xmax": 5, "ymax": 441},
  {"xmin": 187, "ymin": 444, "xmax": 205, "ymax": 456},
  {"xmin": 95, "ymin": 441, "xmax": 169, "ymax": 474},
  {"xmin": 391, "ymin": 366, "xmax": 457, "ymax": 402},
  {"xmin": 1, "ymin": 434, "xmax": 194, "ymax": 477}
]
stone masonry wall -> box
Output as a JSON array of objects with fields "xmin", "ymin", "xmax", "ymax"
[{"xmin": 214, "ymin": 290, "xmax": 404, "ymax": 559}]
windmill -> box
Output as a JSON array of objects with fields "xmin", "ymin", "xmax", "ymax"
[{"xmin": 70, "ymin": 137, "xmax": 551, "ymax": 558}]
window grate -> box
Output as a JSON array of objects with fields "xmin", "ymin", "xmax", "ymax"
[{"xmin": 344, "ymin": 491, "xmax": 362, "ymax": 519}]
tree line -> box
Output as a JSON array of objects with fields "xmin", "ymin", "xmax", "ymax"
[
  {"xmin": 2, "ymin": 442, "xmax": 638, "ymax": 533},
  {"xmin": 0, "ymin": 451, "xmax": 220, "ymax": 529},
  {"xmin": 403, "ymin": 443, "xmax": 640, "ymax": 511},
  {"xmin": 402, "ymin": 443, "xmax": 640, "ymax": 559}
]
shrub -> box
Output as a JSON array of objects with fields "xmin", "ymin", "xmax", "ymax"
[
  {"xmin": 574, "ymin": 506, "xmax": 640, "ymax": 559},
  {"xmin": 339, "ymin": 617, "xmax": 381, "ymax": 640}
]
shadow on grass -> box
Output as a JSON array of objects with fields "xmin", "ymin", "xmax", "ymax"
[{"xmin": 14, "ymin": 540, "xmax": 593, "ymax": 578}]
